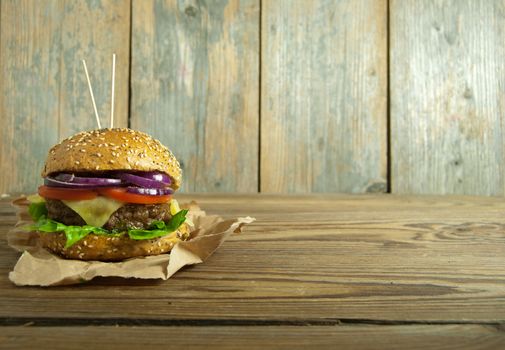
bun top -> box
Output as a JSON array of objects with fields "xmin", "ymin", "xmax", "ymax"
[{"xmin": 42, "ymin": 128, "xmax": 182, "ymax": 189}]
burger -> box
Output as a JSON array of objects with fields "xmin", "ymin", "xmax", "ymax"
[{"xmin": 25, "ymin": 128, "xmax": 190, "ymax": 261}]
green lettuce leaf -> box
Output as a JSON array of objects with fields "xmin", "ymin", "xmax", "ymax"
[
  {"xmin": 128, "ymin": 209, "xmax": 188, "ymax": 240},
  {"xmin": 28, "ymin": 202, "xmax": 48, "ymax": 221},
  {"xmin": 27, "ymin": 218, "xmax": 110, "ymax": 248},
  {"xmin": 24, "ymin": 209, "xmax": 188, "ymax": 248}
]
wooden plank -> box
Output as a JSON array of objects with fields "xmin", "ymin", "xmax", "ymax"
[
  {"xmin": 2, "ymin": 325, "xmax": 504, "ymax": 350},
  {"xmin": 261, "ymin": 0, "xmax": 387, "ymax": 193},
  {"xmin": 391, "ymin": 0, "xmax": 505, "ymax": 195},
  {"xmin": 1, "ymin": 194, "xmax": 505, "ymax": 322},
  {"xmin": 130, "ymin": 0, "xmax": 259, "ymax": 193},
  {"xmin": 0, "ymin": 0, "xmax": 130, "ymax": 195}
]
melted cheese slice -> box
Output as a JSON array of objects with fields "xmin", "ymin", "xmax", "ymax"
[
  {"xmin": 62, "ymin": 197, "xmax": 125, "ymax": 227},
  {"xmin": 170, "ymin": 199, "xmax": 180, "ymax": 215},
  {"xmin": 27, "ymin": 194, "xmax": 45, "ymax": 203}
]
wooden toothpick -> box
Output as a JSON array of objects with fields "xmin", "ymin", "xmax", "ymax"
[
  {"xmin": 110, "ymin": 53, "xmax": 116, "ymax": 128},
  {"xmin": 82, "ymin": 59, "xmax": 101, "ymax": 129}
]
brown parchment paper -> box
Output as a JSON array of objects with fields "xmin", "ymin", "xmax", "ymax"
[{"xmin": 7, "ymin": 197, "xmax": 255, "ymax": 286}]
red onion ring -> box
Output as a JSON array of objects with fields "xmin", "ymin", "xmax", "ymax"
[
  {"xmin": 45, "ymin": 172, "xmax": 173, "ymax": 197},
  {"xmin": 126, "ymin": 186, "xmax": 173, "ymax": 196},
  {"xmin": 119, "ymin": 173, "xmax": 168, "ymax": 189},
  {"xmin": 53, "ymin": 173, "xmax": 122, "ymax": 187},
  {"xmin": 137, "ymin": 171, "xmax": 171, "ymax": 185},
  {"xmin": 44, "ymin": 177, "xmax": 101, "ymax": 188}
]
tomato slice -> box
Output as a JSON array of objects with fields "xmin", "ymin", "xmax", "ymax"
[
  {"xmin": 97, "ymin": 187, "xmax": 171, "ymax": 204},
  {"xmin": 38, "ymin": 185, "xmax": 98, "ymax": 201}
]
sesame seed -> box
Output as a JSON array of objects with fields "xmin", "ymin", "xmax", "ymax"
[
  {"xmin": 75, "ymin": 160, "xmax": 80, "ymax": 165},
  {"xmin": 80, "ymin": 149, "xmax": 86, "ymax": 153}
]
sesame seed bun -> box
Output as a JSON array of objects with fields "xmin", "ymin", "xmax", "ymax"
[
  {"xmin": 42, "ymin": 128, "xmax": 182, "ymax": 189},
  {"xmin": 38, "ymin": 222, "xmax": 190, "ymax": 261}
]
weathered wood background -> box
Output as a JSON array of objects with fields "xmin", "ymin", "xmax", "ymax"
[{"xmin": 1, "ymin": 0, "xmax": 504, "ymax": 195}]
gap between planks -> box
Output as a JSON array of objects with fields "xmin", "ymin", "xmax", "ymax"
[{"xmin": 1, "ymin": 317, "xmax": 504, "ymax": 328}]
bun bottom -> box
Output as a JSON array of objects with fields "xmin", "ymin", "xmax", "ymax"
[{"xmin": 39, "ymin": 223, "xmax": 190, "ymax": 261}]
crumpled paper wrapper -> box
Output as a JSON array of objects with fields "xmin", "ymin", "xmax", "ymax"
[{"xmin": 7, "ymin": 197, "xmax": 255, "ymax": 287}]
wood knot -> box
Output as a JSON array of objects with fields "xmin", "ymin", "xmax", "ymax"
[
  {"xmin": 184, "ymin": 6, "xmax": 197, "ymax": 17},
  {"xmin": 435, "ymin": 223, "xmax": 505, "ymax": 241},
  {"xmin": 463, "ymin": 86, "xmax": 473, "ymax": 99}
]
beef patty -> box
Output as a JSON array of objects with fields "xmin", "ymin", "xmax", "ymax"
[{"xmin": 45, "ymin": 199, "xmax": 172, "ymax": 231}]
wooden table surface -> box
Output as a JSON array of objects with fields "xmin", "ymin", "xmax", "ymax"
[{"xmin": 1, "ymin": 194, "xmax": 505, "ymax": 349}]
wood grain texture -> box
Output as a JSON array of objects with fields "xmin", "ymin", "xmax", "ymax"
[
  {"xmin": 130, "ymin": 0, "xmax": 259, "ymax": 193},
  {"xmin": 391, "ymin": 0, "xmax": 505, "ymax": 195},
  {"xmin": 1, "ymin": 194, "xmax": 505, "ymax": 322},
  {"xmin": 0, "ymin": 0, "xmax": 130, "ymax": 194},
  {"xmin": 2, "ymin": 325, "xmax": 505, "ymax": 350},
  {"xmin": 261, "ymin": 0, "xmax": 387, "ymax": 193}
]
